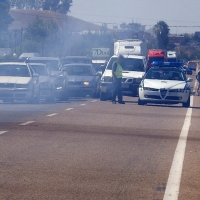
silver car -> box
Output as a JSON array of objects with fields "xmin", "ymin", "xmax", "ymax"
[
  {"xmin": 29, "ymin": 63, "xmax": 55, "ymax": 102},
  {"xmin": 62, "ymin": 64, "xmax": 101, "ymax": 97},
  {"xmin": 0, "ymin": 62, "xmax": 39, "ymax": 103}
]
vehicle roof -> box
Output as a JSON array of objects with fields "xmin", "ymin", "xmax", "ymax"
[
  {"xmin": 0, "ymin": 62, "xmax": 27, "ymax": 65},
  {"xmin": 64, "ymin": 56, "xmax": 91, "ymax": 59},
  {"xmin": 27, "ymin": 57, "xmax": 58, "ymax": 61},
  {"xmin": 110, "ymin": 55, "xmax": 146, "ymax": 59},
  {"xmin": 92, "ymin": 60, "xmax": 107, "ymax": 63},
  {"xmin": 63, "ymin": 63, "xmax": 93, "ymax": 67},
  {"xmin": 28, "ymin": 63, "xmax": 46, "ymax": 66}
]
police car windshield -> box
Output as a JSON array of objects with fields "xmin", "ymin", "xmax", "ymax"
[
  {"xmin": 145, "ymin": 68, "xmax": 186, "ymax": 81},
  {"xmin": 107, "ymin": 57, "xmax": 144, "ymax": 72}
]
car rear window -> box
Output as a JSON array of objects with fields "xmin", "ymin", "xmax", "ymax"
[{"xmin": 0, "ymin": 65, "xmax": 31, "ymax": 77}]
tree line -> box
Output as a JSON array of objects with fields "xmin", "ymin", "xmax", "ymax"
[{"xmin": 9, "ymin": 0, "xmax": 72, "ymax": 14}]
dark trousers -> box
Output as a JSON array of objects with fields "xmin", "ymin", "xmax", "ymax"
[{"xmin": 112, "ymin": 78, "xmax": 122, "ymax": 102}]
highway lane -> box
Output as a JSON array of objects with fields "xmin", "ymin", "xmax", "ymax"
[{"xmin": 0, "ymin": 76, "xmax": 199, "ymax": 200}]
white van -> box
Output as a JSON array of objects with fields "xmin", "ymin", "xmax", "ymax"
[
  {"xmin": 100, "ymin": 55, "xmax": 147, "ymax": 101},
  {"xmin": 167, "ymin": 51, "xmax": 177, "ymax": 62},
  {"xmin": 114, "ymin": 39, "xmax": 147, "ymax": 57}
]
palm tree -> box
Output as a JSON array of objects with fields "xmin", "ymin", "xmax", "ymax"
[{"xmin": 154, "ymin": 21, "xmax": 170, "ymax": 49}]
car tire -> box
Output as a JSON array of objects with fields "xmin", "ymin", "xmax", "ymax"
[
  {"xmin": 182, "ymin": 97, "xmax": 190, "ymax": 108},
  {"xmin": 46, "ymin": 89, "xmax": 55, "ymax": 103},
  {"xmin": 100, "ymin": 92, "xmax": 107, "ymax": 101},
  {"xmin": 138, "ymin": 98, "xmax": 146, "ymax": 105}
]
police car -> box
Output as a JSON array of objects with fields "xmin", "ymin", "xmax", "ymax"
[{"xmin": 138, "ymin": 62, "xmax": 193, "ymax": 107}]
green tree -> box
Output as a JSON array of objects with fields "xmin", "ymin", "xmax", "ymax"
[
  {"xmin": 154, "ymin": 21, "xmax": 170, "ymax": 49},
  {"xmin": 23, "ymin": 17, "xmax": 59, "ymax": 54},
  {"xmin": 9, "ymin": 0, "xmax": 72, "ymax": 13},
  {"xmin": 0, "ymin": 0, "xmax": 13, "ymax": 31},
  {"xmin": 43, "ymin": 0, "xmax": 72, "ymax": 14},
  {"xmin": 9, "ymin": 0, "xmax": 43, "ymax": 9}
]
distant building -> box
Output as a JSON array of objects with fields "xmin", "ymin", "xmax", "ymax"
[{"xmin": 168, "ymin": 35, "xmax": 185, "ymax": 46}]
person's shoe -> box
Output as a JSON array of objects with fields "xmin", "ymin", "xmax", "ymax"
[
  {"xmin": 112, "ymin": 100, "xmax": 116, "ymax": 104},
  {"xmin": 118, "ymin": 101, "xmax": 125, "ymax": 104}
]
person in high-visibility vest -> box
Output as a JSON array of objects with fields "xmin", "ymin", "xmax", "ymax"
[{"xmin": 112, "ymin": 55, "xmax": 125, "ymax": 104}]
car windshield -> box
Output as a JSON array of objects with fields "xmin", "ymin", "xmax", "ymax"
[
  {"xmin": 107, "ymin": 57, "xmax": 145, "ymax": 72},
  {"xmin": 27, "ymin": 60, "xmax": 59, "ymax": 71},
  {"xmin": 30, "ymin": 65, "xmax": 48, "ymax": 76},
  {"xmin": 65, "ymin": 65, "xmax": 94, "ymax": 76},
  {"xmin": 0, "ymin": 65, "xmax": 31, "ymax": 77},
  {"xmin": 145, "ymin": 68, "xmax": 186, "ymax": 81}
]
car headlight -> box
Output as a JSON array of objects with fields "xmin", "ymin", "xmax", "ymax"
[
  {"xmin": 16, "ymin": 84, "xmax": 29, "ymax": 89},
  {"xmin": 83, "ymin": 81, "xmax": 90, "ymax": 86},
  {"xmin": 102, "ymin": 76, "xmax": 112, "ymax": 82}
]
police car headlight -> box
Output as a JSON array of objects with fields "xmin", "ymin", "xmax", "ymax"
[{"xmin": 102, "ymin": 76, "xmax": 112, "ymax": 82}]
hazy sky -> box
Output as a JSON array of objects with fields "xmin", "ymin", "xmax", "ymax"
[{"xmin": 70, "ymin": 0, "xmax": 200, "ymax": 34}]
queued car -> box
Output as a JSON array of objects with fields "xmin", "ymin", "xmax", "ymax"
[
  {"xmin": 182, "ymin": 66, "xmax": 192, "ymax": 75},
  {"xmin": 187, "ymin": 61, "xmax": 197, "ymax": 71},
  {"xmin": 29, "ymin": 63, "xmax": 55, "ymax": 102},
  {"xmin": 0, "ymin": 62, "xmax": 39, "ymax": 103},
  {"xmin": 19, "ymin": 53, "xmax": 40, "ymax": 61},
  {"xmin": 138, "ymin": 62, "xmax": 193, "ymax": 107},
  {"xmin": 62, "ymin": 64, "xmax": 101, "ymax": 97},
  {"xmin": 26, "ymin": 57, "xmax": 68, "ymax": 101},
  {"xmin": 60, "ymin": 56, "xmax": 92, "ymax": 67}
]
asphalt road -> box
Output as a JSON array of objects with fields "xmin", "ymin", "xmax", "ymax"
[{"xmin": 0, "ymin": 73, "xmax": 200, "ymax": 200}]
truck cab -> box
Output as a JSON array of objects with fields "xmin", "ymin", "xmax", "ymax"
[{"xmin": 147, "ymin": 50, "xmax": 166, "ymax": 70}]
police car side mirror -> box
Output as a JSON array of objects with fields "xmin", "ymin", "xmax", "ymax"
[{"xmin": 186, "ymin": 78, "xmax": 193, "ymax": 82}]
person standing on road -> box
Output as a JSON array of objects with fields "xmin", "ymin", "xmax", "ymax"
[
  {"xmin": 196, "ymin": 70, "xmax": 200, "ymax": 96},
  {"xmin": 112, "ymin": 55, "xmax": 125, "ymax": 104}
]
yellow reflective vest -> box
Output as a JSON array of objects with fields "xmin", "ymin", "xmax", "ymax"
[{"xmin": 113, "ymin": 62, "xmax": 123, "ymax": 78}]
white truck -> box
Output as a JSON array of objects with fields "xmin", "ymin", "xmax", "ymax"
[
  {"xmin": 167, "ymin": 51, "xmax": 177, "ymax": 62},
  {"xmin": 100, "ymin": 39, "xmax": 147, "ymax": 100},
  {"xmin": 114, "ymin": 39, "xmax": 147, "ymax": 57}
]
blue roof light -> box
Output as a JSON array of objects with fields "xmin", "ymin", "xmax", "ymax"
[{"xmin": 152, "ymin": 62, "xmax": 183, "ymax": 67}]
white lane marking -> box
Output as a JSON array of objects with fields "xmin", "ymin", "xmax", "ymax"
[
  {"xmin": 66, "ymin": 108, "xmax": 74, "ymax": 111},
  {"xmin": 47, "ymin": 113, "xmax": 58, "ymax": 117},
  {"xmin": 91, "ymin": 100, "xmax": 98, "ymax": 102},
  {"xmin": 80, "ymin": 104, "xmax": 86, "ymax": 106},
  {"xmin": 163, "ymin": 85, "xmax": 196, "ymax": 199},
  {"xmin": 20, "ymin": 121, "xmax": 35, "ymax": 126},
  {"xmin": 0, "ymin": 131, "xmax": 8, "ymax": 135}
]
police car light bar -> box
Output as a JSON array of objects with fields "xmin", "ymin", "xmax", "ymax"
[{"xmin": 152, "ymin": 62, "xmax": 183, "ymax": 67}]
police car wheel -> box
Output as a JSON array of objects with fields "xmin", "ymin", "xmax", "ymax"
[{"xmin": 182, "ymin": 97, "xmax": 190, "ymax": 108}]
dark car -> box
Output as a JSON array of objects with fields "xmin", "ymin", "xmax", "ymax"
[
  {"xmin": 62, "ymin": 64, "xmax": 101, "ymax": 97},
  {"xmin": 60, "ymin": 56, "xmax": 92, "ymax": 68},
  {"xmin": 26, "ymin": 57, "xmax": 69, "ymax": 100},
  {"xmin": 182, "ymin": 66, "xmax": 192, "ymax": 75}
]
